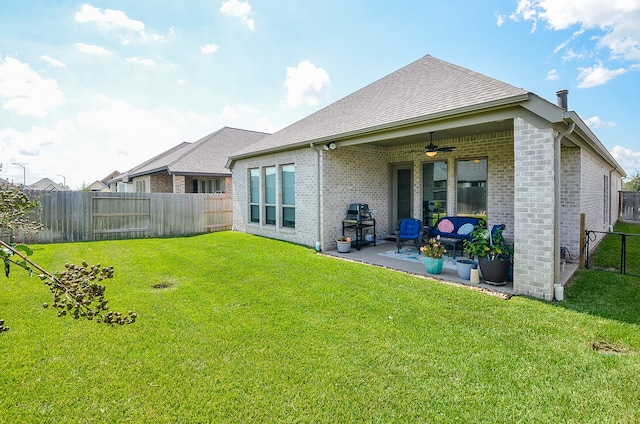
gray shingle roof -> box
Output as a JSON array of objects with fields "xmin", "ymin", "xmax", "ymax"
[
  {"xmin": 232, "ymin": 55, "xmax": 529, "ymax": 157},
  {"xmin": 120, "ymin": 127, "xmax": 269, "ymax": 180}
]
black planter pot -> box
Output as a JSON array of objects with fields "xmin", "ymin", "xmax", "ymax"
[{"xmin": 478, "ymin": 257, "xmax": 510, "ymax": 285}]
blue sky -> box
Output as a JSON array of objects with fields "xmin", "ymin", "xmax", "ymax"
[{"xmin": 1, "ymin": 0, "xmax": 639, "ymax": 188}]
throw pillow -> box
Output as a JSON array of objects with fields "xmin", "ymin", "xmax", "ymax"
[
  {"xmin": 437, "ymin": 219, "xmax": 454, "ymax": 233},
  {"xmin": 457, "ymin": 223, "xmax": 475, "ymax": 236}
]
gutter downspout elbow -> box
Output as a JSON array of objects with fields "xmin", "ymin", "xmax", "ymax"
[{"xmin": 554, "ymin": 122, "xmax": 575, "ymax": 291}]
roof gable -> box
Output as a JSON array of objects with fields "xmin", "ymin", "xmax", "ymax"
[
  {"xmin": 234, "ymin": 55, "xmax": 529, "ymax": 156},
  {"xmin": 118, "ymin": 127, "xmax": 269, "ymax": 181}
]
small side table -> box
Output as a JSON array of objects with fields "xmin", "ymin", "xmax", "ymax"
[{"xmin": 437, "ymin": 236, "xmax": 464, "ymax": 257}]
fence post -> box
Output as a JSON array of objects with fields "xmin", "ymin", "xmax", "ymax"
[
  {"xmin": 579, "ymin": 213, "xmax": 586, "ymax": 268},
  {"xmin": 621, "ymin": 234, "xmax": 626, "ymax": 275}
]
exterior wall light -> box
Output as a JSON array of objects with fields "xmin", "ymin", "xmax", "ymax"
[{"xmin": 324, "ymin": 142, "xmax": 337, "ymax": 150}]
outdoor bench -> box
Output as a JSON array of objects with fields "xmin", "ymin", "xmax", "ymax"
[{"xmin": 426, "ymin": 216, "xmax": 483, "ymax": 256}]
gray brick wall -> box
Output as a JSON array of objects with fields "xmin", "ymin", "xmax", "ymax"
[
  {"xmin": 388, "ymin": 130, "xmax": 515, "ymax": 240},
  {"xmin": 232, "ymin": 147, "xmax": 320, "ymax": 248},
  {"xmin": 513, "ymin": 118, "xmax": 555, "ymax": 300},
  {"xmin": 321, "ymin": 144, "xmax": 388, "ymax": 249},
  {"xmin": 150, "ymin": 173, "xmax": 173, "ymax": 193},
  {"xmin": 560, "ymin": 147, "xmax": 581, "ymax": 258},
  {"xmin": 174, "ymin": 175, "xmax": 186, "ymax": 193},
  {"xmin": 231, "ymin": 121, "xmax": 622, "ymax": 301}
]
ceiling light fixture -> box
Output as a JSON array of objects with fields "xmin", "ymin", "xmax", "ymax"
[{"xmin": 424, "ymin": 132, "xmax": 457, "ymax": 157}]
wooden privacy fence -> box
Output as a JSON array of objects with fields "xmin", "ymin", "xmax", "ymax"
[
  {"xmin": 23, "ymin": 191, "xmax": 233, "ymax": 243},
  {"xmin": 620, "ymin": 191, "xmax": 640, "ymax": 222}
]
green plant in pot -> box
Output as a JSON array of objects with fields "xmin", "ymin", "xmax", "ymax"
[
  {"xmin": 463, "ymin": 221, "xmax": 513, "ymax": 285},
  {"xmin": 420, "ymin": 238, "xmax": 446, "ymax": 275}
]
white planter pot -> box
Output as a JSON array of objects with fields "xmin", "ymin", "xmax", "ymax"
[{"xmin": 337, "ymin": 241, "xmax": 351, "ymax": 253}]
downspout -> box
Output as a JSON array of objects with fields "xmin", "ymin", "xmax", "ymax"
[
  {"xmin": 554, "ymin": 122, "xmax": 575, "ymax": 287},
  {"xmin": 608, "ymin": 166, "xmax": 618, "ymax": 231},
  {"xmin": 310, "ymin": 143, "xmax": 322, "ymax": 251}
]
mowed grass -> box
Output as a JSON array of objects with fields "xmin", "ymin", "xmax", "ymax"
[
  {"xmin": 587, "ymin": 221, "xmax": 640, "ymax": 276},
  {"xmin": 1, "ymin": 232, "xmax": 639, "ymax": 422}
]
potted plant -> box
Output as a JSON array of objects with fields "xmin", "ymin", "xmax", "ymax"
[
  {"xmin": 336, "ymin": 236, "xmax": 351, "ymax": 253},
  {"xmin": 420, "ymin": 238, "xmax": 446, "ymax": 274},
  {"xmin": 463, "ymin": 221, "xmax": 513, "ymax": 285},
  {"xmin": 455, "ymin": 257, "xmax": 477, "ymax": 280}
]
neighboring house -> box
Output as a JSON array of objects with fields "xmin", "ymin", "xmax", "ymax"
[
  {"xmin": 227, "ymin": 54, "xmax": 625, "ymax": 300},
  {"xmin": 27, "ymin": 177, "xmax": 68, "ymax": 191},
  {"xmin": 109, "ymin": 127, "xmax": 268, "ymax": 193},
  {"xmin": 86, "ymin": 170, "xmax": 120, "ymax": 192}
]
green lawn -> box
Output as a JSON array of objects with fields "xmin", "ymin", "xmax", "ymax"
[
  {"xmin": 1, "ymin": 231, "xmax": 639, "ymax": 422},
  {"xmin": 587, "ymin": 222, "xmax": 640, "ymax": 277}
]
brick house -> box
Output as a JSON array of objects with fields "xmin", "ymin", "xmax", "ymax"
[
  {"xmin": 110, "ymin": 127, "xmax": 268, "ymax": 193},
  {"xmin": 227, "ymin": 55, "xmax": 625, "ymax": 300}
]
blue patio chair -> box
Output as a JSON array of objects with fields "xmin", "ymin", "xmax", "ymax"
[
  {"xmin": 395, "ymin": 218, "xmax": 424, "ymax": 253},
  {"xmin": 491, "ymin": 224, "xmax": 505, "ymax": 242}
]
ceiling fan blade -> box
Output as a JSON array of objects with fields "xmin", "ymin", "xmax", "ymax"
[
  {"xmin": 437, "ymin": 146, "xmax": 457, "ymax": 152},
  {"xmin": 424, "ymin": 141, "xmax": 438, "ymax": 152}
]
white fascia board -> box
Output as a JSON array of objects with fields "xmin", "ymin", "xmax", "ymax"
[
  {"xmin": 520, "ymin": 94, "xmax": 566, "ymax": 124},
  {"xmin": 229, "ymin": 95, "xmax": 531, "ymax": 160}
]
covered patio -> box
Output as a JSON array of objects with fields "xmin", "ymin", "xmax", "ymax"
[{"xmin": 322, "ymin": 240, "xmax": 578, "ymax": 299}]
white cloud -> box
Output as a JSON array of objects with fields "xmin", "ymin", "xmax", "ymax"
[
  {"xmin": 256, "ymin": 116, "xmax": 278, "ymax": 134},
  {"xmin": 41, "ymin": 55, "xmax": 66, "ymax": 68},
  {"xmin": 221, "ymin": 104, "xmax": 242, "ymax": 121},
  {"xmin": 546, "ymin": 69, "xmax": 559, "ymax": 80},
  {"xmin": 220, "ymin": 0, "xmax": 255, "ymax": 31},
  {"xmin": 0, "ymin": 120, "xmax": 74, "ymax": 157},
  {"xmin": 495, "ymin": 12, "xmax": 506, "ymax": 27},
  {"xmin": 561, "ymin": 48, "xmax": 584, "ymax": 62},
  {"xmin": 77, "ymin": 96, "xmax": 181, "ymax": 141},
  {"xmin": 200, "ymin": 43, "xmax": 219, "ymax": 55},
  {"xmin": 0, "ymin": 56, "xmax": 64, "ymax": 117},
  {"xmin": 612, "ymin": 145, "xmax": 640, "ymax": 174},
  {"xmin": 284, "ymin": 60, "xmax": 331, "ymax": 107},
  {"xmin": 577, "ymin": 63, "xmax": 626, "ymax": 88},
  {"xmin": 553, "ymin": 29, "xmax": 585, "ymax": 54},
  {"xmin": 75, "ymin": 4, "xmax": 145, "ymax": 32},
  {"xmin": 126, "ymin": 57, "xmax": 156, "ymax": 66},
  {"xmin": 75, "ymin": 42, "xmax": 111, "ymax": 55},
  {"xmin": 584, "ymin": 116, "xmax": 616, "ymax": 128},
  {"xmin": 0, "ymin": 120, "xmax": 75, "ymax": 185},
  {"xmin": 510, "ymin": 0, "xmax": 640, "ymax": 62}
]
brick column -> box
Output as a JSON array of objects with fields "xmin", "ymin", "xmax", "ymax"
[
  {"xmin": 513, "ymin": 117, "xmax": 555, "ymax": 300},
  {"xmin": 173, "ymin": 175, "xmax": 186, "ymax": 193}
]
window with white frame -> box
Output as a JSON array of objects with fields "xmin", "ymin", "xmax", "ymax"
[
  {"xmin": 135, "ymin": 179, "xmax": 147, "ymax": 193},
  {"xmin": 264, "ymin": 166, "xmax": 276, "ymax": 225},
  {"xmin": 456, "ymin": 158, "xmax": 487, "ymax": 216},
  {"xmin": 249, "ymin": 168, "xmax": 260, "ymax": 223},
  {"xmin": 248, "ymin": 164, "xmax": 296, "ymax": 228},
  {"xmin": 193, "ymin": 178, "xmax": 225, "ymax": 193},
  {"xmin": 282, "ymin": 164, "xmax": 295, "ymax": 228}
]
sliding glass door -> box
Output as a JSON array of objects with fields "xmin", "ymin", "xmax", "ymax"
[{"xmin": 422, "ymin": 161, "xmax": 447, "ymax": 227}]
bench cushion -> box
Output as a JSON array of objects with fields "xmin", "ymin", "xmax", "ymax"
[{"xmin": 430, "ymin": 216, "xmax": 481, "ymax": 240}]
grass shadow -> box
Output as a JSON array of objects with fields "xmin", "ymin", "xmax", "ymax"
[
  {"xmin": 557, "ymin": 268, "xmax": 640, "ymax": 325},
  {"xmin": 555, "ymin": 220, "xmax": 640, "ymax": 325}
]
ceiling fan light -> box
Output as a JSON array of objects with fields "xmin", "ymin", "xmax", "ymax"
[{"xmin": 425, "ymin": 151, "xmax": 438, "ymax": 157}]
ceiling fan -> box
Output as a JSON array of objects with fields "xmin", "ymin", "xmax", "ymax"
[{"xmin": 424, "ymin": 132, "xmax": 456, "ymax": 157}]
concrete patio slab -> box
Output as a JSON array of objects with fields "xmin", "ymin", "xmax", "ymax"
[{"xmin": 321, "ymin": 239, "xmax": 579, "ymax": 299}]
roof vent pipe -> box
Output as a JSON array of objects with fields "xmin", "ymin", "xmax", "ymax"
[{"xmin": 556, "ymin": 89, "xmax": 569, "ymax": 110}]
